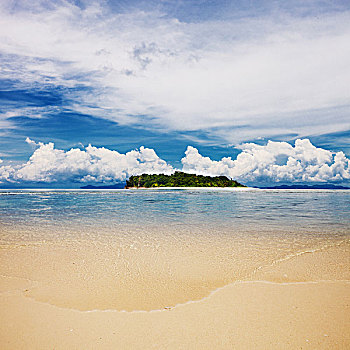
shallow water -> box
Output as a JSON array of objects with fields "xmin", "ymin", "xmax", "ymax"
[{"xmin": 0, "ymin": 189, "xmax": 349, "ymax": 311}]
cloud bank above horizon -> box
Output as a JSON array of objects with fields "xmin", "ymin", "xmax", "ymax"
[
  {"xmin": 0, "ymin": 138, "xmax": 349, "ymax": 186},
  {"xmin": 1, "ymin": 0, "xmax": 350, "ymax": 146}
]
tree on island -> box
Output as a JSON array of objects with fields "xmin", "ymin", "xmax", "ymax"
[{"xmin": 125, "ymin": 171, "xmax": 245, "ymax": 188}]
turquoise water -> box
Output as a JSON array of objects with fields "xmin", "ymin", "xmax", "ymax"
[
  {"xmin": 0, "ymin": 188, "xmax": 349, "ymax": 238},
  {"xmin": 1, "ymin": 188, "xmax": 349, "ymax": 310}
]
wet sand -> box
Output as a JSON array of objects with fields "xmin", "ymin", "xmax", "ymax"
[{"xmin": 0, "ymin": 234, "xmax": 349, "ymax": 349}]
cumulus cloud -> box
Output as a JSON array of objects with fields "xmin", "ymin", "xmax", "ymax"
[
  {"xmin": 25, "ymin": 137, "xmax": 38, "ymax": 146},
  {"xmin": 181, "ymin": 139, "xmax": 350, "ymax": 183},
  {"xmin": 0, "ymin": 1, "xmax": 350, "ymax": 144},
  {"xmin": 0, "ymin": 140, "xmax": 173, "ymax": 183},
  {"xmin": 0, "ymin": 138, "xmax": 349, "ymax": 185}
]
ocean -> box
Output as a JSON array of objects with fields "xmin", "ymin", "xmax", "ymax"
[{"xmin": 0, "ymin": 188, "xmax": 349, "ymax": 311}]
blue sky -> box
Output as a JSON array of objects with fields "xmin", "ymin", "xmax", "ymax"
[{"xmin": 0, "ymin": 0, "xmax": 349, "ymax": 187}]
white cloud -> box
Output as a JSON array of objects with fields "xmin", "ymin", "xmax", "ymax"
[
  {"xmin": 25, "ymin": 137, "xmax": 38, "ymax": 146},
  {"xmin": 181, "ymin": 139, "xmax": 350, "ymax": 183},
  {"xmin": 0, "ymin": 163, "xmax": 15, "ymax": 182},
  {"xmin": 0, "ymin": 138, "xmax": 349, "ymax": 184},
  {"xmin": 0, "ymin": 1, "xmax": 349, "ymax": 144},
  {"xmin": 0, "ymin": 140, "xmax": 173, "ymax": 183}
]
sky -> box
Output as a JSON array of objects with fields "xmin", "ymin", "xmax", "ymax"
[{"xmin": 0, "ymin": 0, "xmax": 349, "ymax": 187}]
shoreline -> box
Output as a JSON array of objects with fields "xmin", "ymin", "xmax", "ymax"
[
  {"xmin": 124, "ymin": 186, "xmax": 251, "ymax": 190},
  {"xmin": 1, "ymin": 237, "xmax": 349, "ymax": 349},
  {"xmin": 1, "ymin": 187, "xmax": 350, "ymax": 192}
]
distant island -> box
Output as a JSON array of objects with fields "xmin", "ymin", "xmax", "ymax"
[
  {"xmin": 80, "ymin": 178, "xmax": 349, "ymax": 190},
  {"xmin": 261, "ymin": 184, "xmax": 350, "ymax": 190},
  {"xmin": 125, "ymin": 171, "xmax": 245, "ymax": 188}
]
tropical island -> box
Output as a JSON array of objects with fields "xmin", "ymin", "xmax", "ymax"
[{"xmin": 125, "ymin": 171, "xmax": 245, "ymax": 188}]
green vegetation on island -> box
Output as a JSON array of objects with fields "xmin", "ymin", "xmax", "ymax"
[{"xmin": 125, "ymin": 171, "xmax": 245, "ymax": 188}]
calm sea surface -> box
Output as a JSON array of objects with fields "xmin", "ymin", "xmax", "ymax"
[
  {"xmin": 0, "ymin": 188, "xmax": 349, "ymax": 234},
  {"xmin": 0, "ymin": 188, "xmax": 349, "ymax": 310}
]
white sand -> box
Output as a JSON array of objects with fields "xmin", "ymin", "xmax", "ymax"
[{"xmin": 0, "ymin": 238, "xmax": 349, "ymax": 349}]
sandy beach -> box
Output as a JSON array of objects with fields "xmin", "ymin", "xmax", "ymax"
[
  {"xmin": 1, "ymin": 236, "xmax": 349, "ymax": 349},
  {"xmin": 1, "ymin": 0, "xmax": 350, "ymax": 347}
]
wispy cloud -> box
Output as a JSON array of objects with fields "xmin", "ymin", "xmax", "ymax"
[{"xmin": 0, "ymin": 0, "xmax": 349, "ymax": 145}]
